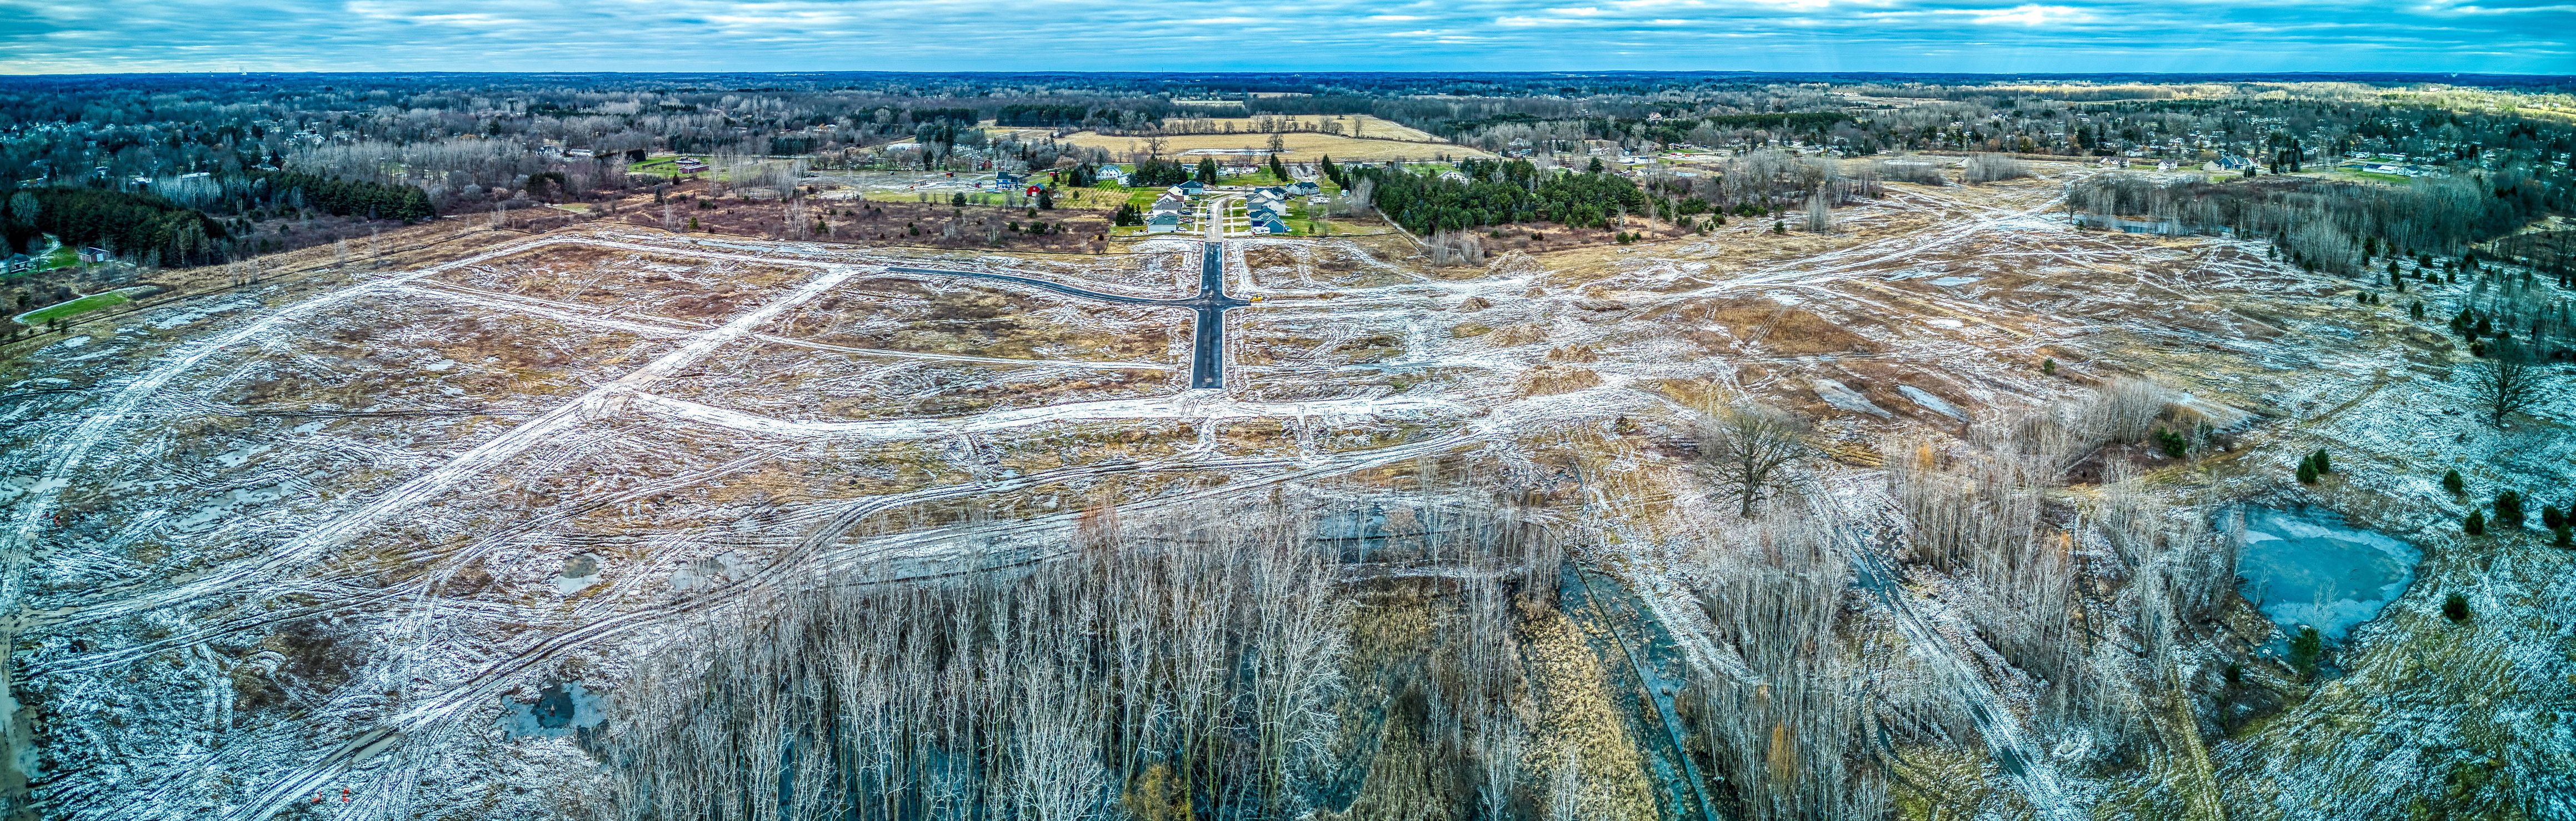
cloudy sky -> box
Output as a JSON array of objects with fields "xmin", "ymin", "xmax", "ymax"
[{"xmin": 2, "ymin": 0, "xmax": 2570, "ymax": 76}]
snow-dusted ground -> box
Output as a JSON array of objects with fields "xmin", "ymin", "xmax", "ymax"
[{"xmin": 6, "ymin": 165, "xmax": 2566, "ymax": 819}]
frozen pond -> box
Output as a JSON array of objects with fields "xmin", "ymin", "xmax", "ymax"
[{"xmin": 2235, "ymin": 506, "xmax": 2421, "ymax": 644}]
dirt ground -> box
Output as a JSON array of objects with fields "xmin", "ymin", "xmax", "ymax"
[{"xmin": 12, "ymin": 157, "xmax": 2569, "ymax": 821}]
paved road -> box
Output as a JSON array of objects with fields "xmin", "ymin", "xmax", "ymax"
[{"xmin": 884, "ymin": 242, "xmax": 1246, "ymax": 389}]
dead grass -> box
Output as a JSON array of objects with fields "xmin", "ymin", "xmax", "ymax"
[
  {"xmin": 1670, "ymin": 300, "xmax": 1880, "ymax": 356},
  {"xmin": 1519, "ymin": 601, "xmax": 1659, "ymax": 821},
  {"xmin": 1517, "ymin": 365, "xmax": 1602, "ymax": 397}
]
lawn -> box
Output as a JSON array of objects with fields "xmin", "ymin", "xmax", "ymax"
[
  {"xmin": 628, "ymin": 155, "xmax": 709, "ymax": 174},
  {"xmin": 16, "ymin": 291, "xmax": 130, "ymax": 325}
]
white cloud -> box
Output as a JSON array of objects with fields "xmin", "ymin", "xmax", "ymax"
[{"xmin": 1968, "ymin": 4, "xmax": 2097, "ymax": 26}]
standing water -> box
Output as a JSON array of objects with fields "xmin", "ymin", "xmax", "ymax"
[{"xmin": 2234, "ymin": 506, "xmax": 2422, "ymax": 644}]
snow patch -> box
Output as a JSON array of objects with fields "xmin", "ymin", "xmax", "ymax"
[
  {"xmin": 1899, "ymin": 385, "xmax": 1965, "ymax": 420},
  {"xmin": 1812, "ymin": 378, "xmax": 1891, "ymax": 417}
]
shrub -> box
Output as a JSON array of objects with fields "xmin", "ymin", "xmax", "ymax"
[
  {"xmin": 2442, "ymin": 593, "xmax": 2472, "ymax": 622},
  {"xmin": 2154, "ymin": 428, "xmax": 2189, "ymax": 459},
  {"xmin": 2297, "ymin": 460, "xmax": 2319, "ymax": 484},
  {"xmin": 2543, "ymin": 505, "xmax": 2567, "ymax": 531},
  {"xmin": 2309, "ymin": 449, "xmax": 2331, "ymax": 475},
  {"xmin": 2555, "ymin": 525, "xmax": 2572, "ymax": 549},
  {"xmin": 2464, "ymin": 509, "xmax": 2487, "ymax": 536},
  {"xmin": 2442, "ymin": 469, "xmax": 2465, "ymax": 495},
  {"xmin": 2041, "ymin": 357, "xmax": 2057, "ymax": 376},
  {"xmin": 2494, "ymin": 490, "xmax": 2525, "ymax": 528}
]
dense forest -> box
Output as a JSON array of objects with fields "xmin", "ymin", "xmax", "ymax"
[{"xmin": 1332, "ymin": 158, "xmax": 1652, "ymax": 233}]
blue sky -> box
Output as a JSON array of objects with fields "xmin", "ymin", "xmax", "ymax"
[{"xmin": 2, "ymin": 0, "xmax": 2570, "ymax": 76}]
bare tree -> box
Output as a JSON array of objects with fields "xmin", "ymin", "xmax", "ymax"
[
  {"xmin": 1698, "ymin": 405, "xmax": 1810, "ymax": 518},
  {"xmin": 1142, "ymin": 133, "xmax": 1168, "ymax": 159},
  {"xmin": 2471, "ymin": 342, "xmax": 2553, "ymax": 426},
  {"xmin": 1803, "ymin": 185, "xmax": 1833, "ymax": 233},
  {"xmin": 1964, "ymin": 153, "xmax": 2030, "ymax": 183},
  {"xmin": 1684, "ymin": 514, "xmax": 1886, "ymax": 820}
]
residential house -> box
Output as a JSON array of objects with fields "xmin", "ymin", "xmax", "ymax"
[
  {"xmin": 1177, "ymin": 180, "xmax": 1206, "ymax": 196},
  {"xmin": 673, "ymin": 157, "xmax": 708, "ymax": 175},
  {"xmin": 1096, "ymin": 165, "xmax": 1128, "ymax": 185},
  {"xmin": 1251, "ymin": 214, "xmax": 1291, "ymax": 235},
  {"xmin": 78, "ymin": 246, "xmax": 111, "ymax": 263},
  {"xmin": 1284, "ymin": 181, "xmax": 1320, "ymax": 197},
  {"xmin": 1146, "ymin": 212, "xmax": 1183, "ymax": 233}
]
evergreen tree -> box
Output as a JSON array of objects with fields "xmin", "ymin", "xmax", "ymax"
[
  {"xmin": 2442, "ymin": 469, "xmax": 2465, "ymax": 495},
  {"xmin": 1195, "ymin": 158, "xmax": 1219, "ymax": 185},
  {"xmin": 2442, "ymin": 593, "xmax": 2471, "ymax": 622},
  {"xmin": 2494, "ymin": 490, "xmax": 2525, "ymax": 527},
  {"xmin": 2288, "ymin": 626, "xmax": 2323, "ymax": 679},
  {"xmin": 2309, "ymin": 449, "xmax": 2330, "ymax": 474},
  {"xmin": 2297, "ymin": 460, "xmax": 2319, "ymax": 484},
  {"xmin": 2465, "ymin": 508, "xmax": 2487, "ymax": 535}
]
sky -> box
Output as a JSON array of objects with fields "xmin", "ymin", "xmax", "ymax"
[{"xmin": 1, "ymin": 0, "xmax": 2572, "ymax": 76}]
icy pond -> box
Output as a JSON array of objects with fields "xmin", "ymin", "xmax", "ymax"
[{"xmin": 2234, "ymin": 506, "xmax": 2422, "ymax": 644}]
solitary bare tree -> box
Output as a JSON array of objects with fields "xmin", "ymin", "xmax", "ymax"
[
  {"xmin": 1142, "ymin": 133, "xmax": 1168, "ymax": 159},
  {"xmin": 2471, "ymin": 342, "xmax": 2554, "ymax": 426},
  {"xmin": 1699, "ymin": 405, "xmax": 1810, "ymax": 517}
]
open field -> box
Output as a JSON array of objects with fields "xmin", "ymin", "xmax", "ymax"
[
  {"xmin": 4, "ymin": 158, "xmax": 2569, "ymax": 821},
  {"xmin": 1155, "ymin": 114, "xmax": 1443, "ymax": 142}
]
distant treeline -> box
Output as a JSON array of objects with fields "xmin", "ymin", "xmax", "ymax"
[
  {"xmin": 2070, "ymin": 172, "xmax": 2560, "ymax": 270},
  {"xmin": 996, "ymin": 104, "xmax": 1113, "ymax": 127}
]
